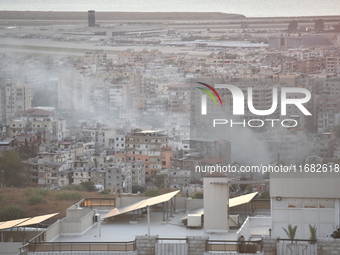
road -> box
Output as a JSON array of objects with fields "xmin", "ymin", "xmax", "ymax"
[{"xmin": 0, "ymin": 38, "xmax": 213, "ymax": 57}]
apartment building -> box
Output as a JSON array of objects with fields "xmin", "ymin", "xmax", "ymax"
[
  {"xmin": 112, "ymin": 133, "xmax": 126, "ymax": 152},
  {"xmin": 271, "ymin": 169, "xmax": 340, "ymax": 239},
  {"xmin": 6, "ymin": 108, "xmax": 67, "ymax": 142},
  {"xmin": 131, "ymin": 160, "xmax": 145, "ymax": 186},
  {"xmin": 105, "ymin": 161, "xmax": 132, "ymax": 193},
  {"xmin": 326, "ymin": 56, "xmax": 340, "ymax": 74},
  {"xmin": 0, "ymin": 80, "xmax": 31, "ymax": 123},
  {"xmin": 71, "ymin": 124, "xmax": 115, "ymax": 149},
  {"xmin": 160, "ymin": 168, "xmax": 192, "ymax": 189},
  {"xmin": 168, "ymin": 84, "xmax": 190, "ymax": 127},
  {"xmin": 84, "ymin": 51, "xmax": 107, "ymax": 64},
  {"xmin": 116, "ymin": 129, "xmax": 170, "ymax": 177},
  {"xmin": 317, "ymin": 111, "xmax": 340, "ymax": 133},
  {"xmin": 71, "ymin": 167, "xmax": 106, "ymax": 187},
  {"xmin": 142, "ymin": 96, "xmax": 168, "ymax": 118},
  {"xmin": 25, "ymin": 152, "xmax": 74, "ymax": 186}
]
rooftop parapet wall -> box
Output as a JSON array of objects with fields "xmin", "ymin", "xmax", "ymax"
[
  {"xmin": 262, "ymin": 237, "xmax": 340, "ymax": 255},
  {"xmin": 318, "ymin": 238, "xmax": 340, "ymax": 255},
  {"xmin": 136, "ymin": 235, "xmax": 158, "ymax": 255}
]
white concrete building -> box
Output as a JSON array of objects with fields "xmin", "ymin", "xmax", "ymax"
[
  {"xmin": 7, "ymin": 108, "xmax": 67, "ymax": 142},
  {"xmin": 0, "ymin": 80, "xmax": 31, "ymax": 122},
  {"xmin": 270, "ymin": 171, "xmax": 340, "ymax": 239}
]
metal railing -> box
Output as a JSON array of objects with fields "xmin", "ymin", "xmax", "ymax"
[
  {"xmin": 278, "ymin": 238, "xmax": 316, "ymax": 243},
  {"xmin": 80, "ymin": 198, "xmax": 116, "ymax": 207},
  {"xmin": 20, "ymin": 240, "xmax": 136, "ymax": 253},
  {"xmin": 28, "ymin": 230, "xmax": 46, "ymax": 243},
  {"xmin": 206, "ymin": 239, "xmax": 263, "ymax": 253},
  {"xmin": 277, "ymin": 238, "xmax": 317, "ymax": 255},
  {"xmin": 156, "ymin": 237, "xmax": 188, "ymax": 243}
]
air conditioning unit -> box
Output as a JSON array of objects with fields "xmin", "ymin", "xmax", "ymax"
[{"xmin": 187, "ymin": 214, "xmax": 202, "ymax": 228}]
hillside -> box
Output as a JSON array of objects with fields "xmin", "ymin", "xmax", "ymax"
[{"xmin": 0, "ymin": 188, "xmax": 116, "ymax": 224}]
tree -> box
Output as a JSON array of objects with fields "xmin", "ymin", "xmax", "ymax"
[
  {"xmin": 314, "ymin": 19, "xmax": 324, "ymax": 32},
  {"xmin": 18, "ymin": 138, "xmax": 37, "ymax": 159},
  {"xmin": 132, "ymin": 185, "xmax": 146, "ymax": 194},
  {"xmin": 0, "ymin": 206, "xmax": 24, "ymax": 221},
  {"xmin": 333, "ymin": 23, "xmax": 340, "ymax": 32},
  {"xmin": 258, "ymin": 191, "xmax": 270, "ymax": 199},
  {"xmin": 153, "ymin": 174, "xmax": 166, "ymax": 189},
  {"xmin": 144, "ymin": 189, "xmax": 160, "ymax": 197},
  {"xmin": 287, "ymin": 20, "xmax": 298, "ymax": 32},
  {"xmin": 230, "ymin": 184, "xmax": 238, "ymax": 193},
  {"xmin": 0, "ymin": 150, "xmax": 25, "ymax": 187},
  {"xmin": 193, "ymin": 192, "xmax": 203, "ymax": 199},
  {"xmin": 80, "ymin": 181, "xmax": 97, "ymax": 192}
]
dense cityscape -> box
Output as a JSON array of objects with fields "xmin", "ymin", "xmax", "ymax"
[{"xmin": 1, "ymin": 9, "xmax": 340, "ymax": 255}]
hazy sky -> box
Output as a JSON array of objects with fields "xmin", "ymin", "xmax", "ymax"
[{"xmin": 1, "ymin": 0, "xmax": 339, "ymax": 17}]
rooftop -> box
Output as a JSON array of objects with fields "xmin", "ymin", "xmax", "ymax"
[
  {"xmin": 16, "ymin": 108, "xmax": 55, "ymax": 117},
  {"xmin": 202, "ymin": 157, "xmax": 223, "ymax": 164},
  {"xmin": 58, "ymin": 210, "xmax": 238, "ymax": 242}
]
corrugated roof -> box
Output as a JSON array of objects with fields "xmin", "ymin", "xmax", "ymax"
[
  {"xmin": 16, "ymin": 213, "xmax": 59, "ymax": 227},
  {"xmin": 0, "ymin": 213, "xmax": 59, "ymax": 230},
  {"xmin": 0, "ymin": 218, "xmax": 31, "ymax": 230},
  {"xmin": 229, "ymin": 192, "xmax": 258, "ymax": 207},
  {"xmin": 181, "ymin": 192, "xmax": 258, "ymax": 221},
  {"xmin": 103, "ymin": 190, "xmax": 180, "ymax": 219}
]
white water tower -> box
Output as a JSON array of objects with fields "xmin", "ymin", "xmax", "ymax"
[{"xmin": 203, "ymin": 172, "xmax": 229, "ymax": 233}]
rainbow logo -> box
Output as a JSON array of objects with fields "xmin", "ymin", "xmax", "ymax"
[{"xmin": 196, "ymin": 82, "xmax": 223, "ymax": 106}]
